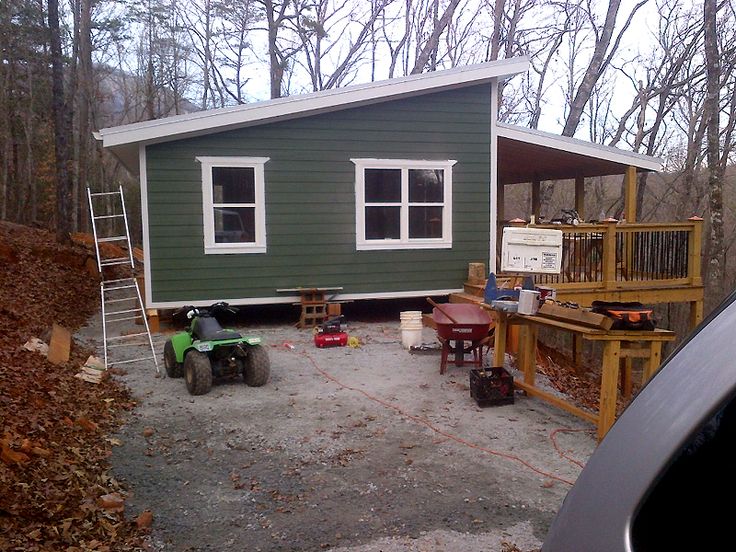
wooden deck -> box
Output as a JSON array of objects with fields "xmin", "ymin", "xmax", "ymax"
[{"xmin": 451, "ymin": 219, "xmax": 705, "ymax": 328}]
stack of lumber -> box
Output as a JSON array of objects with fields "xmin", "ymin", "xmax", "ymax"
[{"xmin": 536, "ymin": 302, "xmax": 614, "ymax": 330}]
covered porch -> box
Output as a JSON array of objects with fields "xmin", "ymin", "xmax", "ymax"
[{"xmin": 457, "ymin": 123, "xmax": 704, "ymax": 328}]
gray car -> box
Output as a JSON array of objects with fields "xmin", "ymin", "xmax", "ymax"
[{"xmin": 543, "ymin": 291, "xmax": 736, "ymax": 551}]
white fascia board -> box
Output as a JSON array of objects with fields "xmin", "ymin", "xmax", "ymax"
[
  {"xmin": 99, "ymin": 58, "xmax": 529, "ymax": 149},
  {"xmin": 147, "ymin": 288, "xmax": 464, "ymax": 310},
  {"xmin": 497, "ymin": 122, "xmax": 663, "ymax": 172}
]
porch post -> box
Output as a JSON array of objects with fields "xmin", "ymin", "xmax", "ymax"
[
  {"xmin": 489, "ymin": 78, "xmax": 499, "ymax": 274},
  {"xmin": 497, "ymin": 182, "xmax": 505, "ymax": 223},
  {"xmin": 531, "ymin": 179, "xmax": 540, "ymax": 221},
  {"xmin": 624, "ymin": 165, "xmax": 637, "ymax": 222},
  {"xmin": 575, "ymin": 176, "xmax": 585, "ymax": 219}
]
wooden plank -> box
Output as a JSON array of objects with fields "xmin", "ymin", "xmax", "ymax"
[
  {"xmin": 514, "ymin": 380, "xmax": 598, "ymax": 424},
  {"xmin": 47, "ymin": 324, "xmax": 71, "ymax": 365},
  {"xmin": 575, "ymin": 176, "xmax": 585, "ymax": 219},
  {"xmin": 598, "ymin": 341, "xmax": 621, "ymax": 441},
  {"xmin": 538, "ymin": 303, "xmax": 614, "ymax": 330},
  {"xmin": 584, "ymin": 329, "xmax": 676, "ymax": 342},
  {"xmin": 624, "ymin": 165, "xmax": 638, "ymax": 223}
]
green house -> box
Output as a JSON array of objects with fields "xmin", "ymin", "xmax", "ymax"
[{"xmin": 98, "ymin": 57, "xmax": 660, "ymax": 309}]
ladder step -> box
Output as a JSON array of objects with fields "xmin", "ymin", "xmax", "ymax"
[
  {"xmin": 105, "ymin": 308, "xmax": 142, "ymax": 316},
  {"xmin": 107, "ymin": 332, "xmax": 148, "ymax": 341},
  {"xmin": 102, "ymin": 284, "xmax": 136, "ymax": 292},
  {"xmin": 106, "ymin": 315, "xmax": 142, "ymax": 323},
  {"xmin": 93, "ymin": 214, "xmax": 124, "ymax": 220},
  {"xmin": 105, "ymin": 297, "xmax": 138, "ymax": 304},
  {"xmin": 90, "ymin": 191, "xmax": 123, "ymax": 197},
  {"xmin": 100, "ymin": 259, "xmax": 132, "ymax": 267},
  {"xmin": 97, "ymin": 236, "xmax": 128, "ymax": 243},
  {"xmin": 111, "ymin": 356, "xmax": 157, "ymax": 365},
  {"xmin": 103, "ymin": 278, "xmax": 137, "ymax": 284},
  {"xmin": 108, "ymin": 340, "xmax": 149, "ymax": 349}
]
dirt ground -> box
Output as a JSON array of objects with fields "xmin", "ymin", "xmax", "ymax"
[{"xmin": 75, "ymin": 309, "xmax": 596, "ymax": 552}]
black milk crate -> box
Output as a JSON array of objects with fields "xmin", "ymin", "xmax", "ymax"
[{"xmin": 469, "ymin": 367, "xmax": 514, "ymax": 407}]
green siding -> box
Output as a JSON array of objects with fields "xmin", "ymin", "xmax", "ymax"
[{"xmin": 146, "ymin": 85, "xmax": 492, "ymax": 303}]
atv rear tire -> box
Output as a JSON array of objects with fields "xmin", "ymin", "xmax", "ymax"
[
  {"xmin": 164, "ymin": 340, "xmax": 183, "ymax": 378},
  {"xmin": 184, "ymin": 351, "xmax": 212, "ymax": 395},
  {"xmin": 243, "ymin": 345, "xmax": 270, "ymax": 387}
]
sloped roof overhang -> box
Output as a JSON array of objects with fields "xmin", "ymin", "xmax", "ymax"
[
  {"xmin": 497, "ymin": 123, "xmax": 661, "ymax": 183},
  {"xmin": 98, "ymin": 57, "xmax": 530, "ymax": 173}
]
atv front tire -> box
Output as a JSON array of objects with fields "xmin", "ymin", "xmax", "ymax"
[
  {"xmin": 243, "ymin": 345, "xmax": 270, "ymax": 387},
  {"xmin": 184, "ymin": 351, "xmax": 212, "ymax": 395},
  {"xmin": 164, "ymin": 340, "xmax": 183, "ymax": 378}
]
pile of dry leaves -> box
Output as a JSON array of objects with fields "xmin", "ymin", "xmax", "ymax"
[{"xmin": 0, "ymin": 222, "xmax": 147, "ymax": 551}]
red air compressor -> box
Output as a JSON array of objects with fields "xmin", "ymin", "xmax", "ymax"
[{"xmin": 314, "ymin": 316, "xmax": 348, "ymax": 348}]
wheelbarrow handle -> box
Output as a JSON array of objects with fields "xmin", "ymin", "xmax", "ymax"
[{"xmin": 426, "ymin": 297, "xmax": 459, "ymax": 324}]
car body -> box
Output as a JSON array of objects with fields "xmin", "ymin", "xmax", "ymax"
[{"xmin": 543, "ymin": 291, "xmax": 736, "ymax": 551}]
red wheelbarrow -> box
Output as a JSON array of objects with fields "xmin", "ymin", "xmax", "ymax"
[{"xmin": 430, "ymin": 302, "xmax": 494, "ymax": 374}]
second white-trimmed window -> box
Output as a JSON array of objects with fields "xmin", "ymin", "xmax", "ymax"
[{"xmin": 353, "ymin": 158, "xmax": 455, "ymax": 250}]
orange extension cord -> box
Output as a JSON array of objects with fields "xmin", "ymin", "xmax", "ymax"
[{"xmin": 297, "ymin": 348, "xmax": 580, "ymax": 487}]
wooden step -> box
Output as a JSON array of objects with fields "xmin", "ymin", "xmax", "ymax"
[{"xmin": 449, "ymin": 292, "xmax": 484, "ymax": 304}]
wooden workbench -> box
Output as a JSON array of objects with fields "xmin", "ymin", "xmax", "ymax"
[{"xmin": 492, "ymin": 311, "xmax": 676, "ymax": 440}]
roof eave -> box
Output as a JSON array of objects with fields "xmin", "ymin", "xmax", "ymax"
[
  {"xmin": 99, "ymin": 57, "xmax": 530, "ymax": 149},
  {"xmin": 497, "ymin": 122, "xmax": 662, "ymax": 172}
]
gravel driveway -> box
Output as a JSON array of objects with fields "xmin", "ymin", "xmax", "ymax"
[{"xmin": 77, "ymin": 312, "xmax": 595, "ymax": 551}]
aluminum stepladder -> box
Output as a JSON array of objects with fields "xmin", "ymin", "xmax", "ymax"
[{"xmin": 87, "ymin": 186, "xmax": 159, "ymax": 372}]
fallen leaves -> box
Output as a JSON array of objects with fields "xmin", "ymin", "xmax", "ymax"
[
  {"xmin": 98, "ymin": 493, "xmax": 126, "ymax": 513},
  {"xmin": 135, "ymin": 510, "xmax": 153, "ymax": 529},
  {"xmin": 0, "ymin": 222, "xmax": 145, "ymax": 550}
]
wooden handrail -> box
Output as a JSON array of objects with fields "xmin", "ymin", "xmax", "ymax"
[{"xmin": 506, "ymin": 220, "xmax": 701, "ymax": 287}]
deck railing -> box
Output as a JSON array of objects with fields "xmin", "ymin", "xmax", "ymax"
[{"xmin": 507, "ymin": 220, "xmax": 703, "ymax": 291}]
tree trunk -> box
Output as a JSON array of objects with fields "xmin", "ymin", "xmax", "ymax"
[
  {"xmin": 76, "ymin": 0, "xmax": 93, "ymax": 232},
  {"xmin": 704, "ymin": 0, "xmax": 724, "ymax": 305},
  {"xmin": 48, "ymin": 0, "xmax": 73, "ymax": 243},
  {"xmin": 410, "ymin": 0, "xmax": 461, "ymax": 74},
  {"xmin": 561, "ymin": 0, "xmax": 621, "ymax": 137},
  {"xmin": 489, "ymin": 0, "xmax": 505, "ymax": 61},
  {"xmin": 265, "ymin": 0, "xmax": 283, "ymax": 98}
]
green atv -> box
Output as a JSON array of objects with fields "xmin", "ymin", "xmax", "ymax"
[{"xmin": 163, "ymin": 302, "xmax": 270, "ymax": 395}]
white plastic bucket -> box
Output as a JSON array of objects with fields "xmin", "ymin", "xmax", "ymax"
[
  {"xmin": 401, "ymin": 327, "xmax": 423, "ymax": 349},
  {"xmin": 399, "ymin": 311, "xmax": 424, "ymax": 348}
]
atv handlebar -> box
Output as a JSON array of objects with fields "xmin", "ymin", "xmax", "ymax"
[{"xmin": 175, "ymin": 302, "xmax": 238, "ymax": 320}]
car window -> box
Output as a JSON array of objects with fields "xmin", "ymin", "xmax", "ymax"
[{"xmin": 631, "ymin": 390, "xmax": 736, "ymax": 550}]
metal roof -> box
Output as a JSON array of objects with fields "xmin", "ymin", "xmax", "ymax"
[{"xmin": 98, "ymin": 57, "xmax": 530, "ymax": 172}]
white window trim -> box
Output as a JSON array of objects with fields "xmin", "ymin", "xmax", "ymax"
[
  {"xmin": 198, "ymin": 156, "xmax": 269, "ymax": 254},
  {"xmin": 352, "ymin": 158, "xmax": 455, "ymax": 251}
]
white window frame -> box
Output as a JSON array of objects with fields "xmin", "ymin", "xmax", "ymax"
[
  {"xmin": 198, "ymin": 156, "xmax": 269, "ymax": 254},
  {"xmin": 352, "ymin": 158, "xmax": 455, "ymax": 251}
]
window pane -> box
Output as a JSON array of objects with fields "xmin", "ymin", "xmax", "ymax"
[
  {"xmin": 409, "ymin": 169, "xmax": 444, "ymax": 203},
  {"xmin": 365, "ymin": 169, "xmax": 401, "ymax": 202},
  {"xmin": 409, "ymin": 206, "xmax": 443, "ymax": 239},
  {"xmin": 365, "ymin": 206, "xmax": 400, "ymax": 239},
  {"xmin": 212, "ymin": 167, "xmax": 255, "ymax": 203},
  {"xmin": 213, "ymin": 206, "xmax": 255, "ymax": 243}
]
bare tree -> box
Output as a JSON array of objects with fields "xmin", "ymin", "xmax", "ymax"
[
  {"xmin": 410, "ymin": 0, "xmax": 461, "ymax": 73},
  {"xmin": 48, "ymin": 0, "xmax": 73, "ymax": 242}
]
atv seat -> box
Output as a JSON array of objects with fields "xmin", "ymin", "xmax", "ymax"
[{"xmin": 193, "ymin": 316, "xmax": 241, "ymax": 341}]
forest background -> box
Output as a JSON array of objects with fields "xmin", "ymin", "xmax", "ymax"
[{"xmin": 1, "ymin": 0, "xmax": 735, "ymax": 331}]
